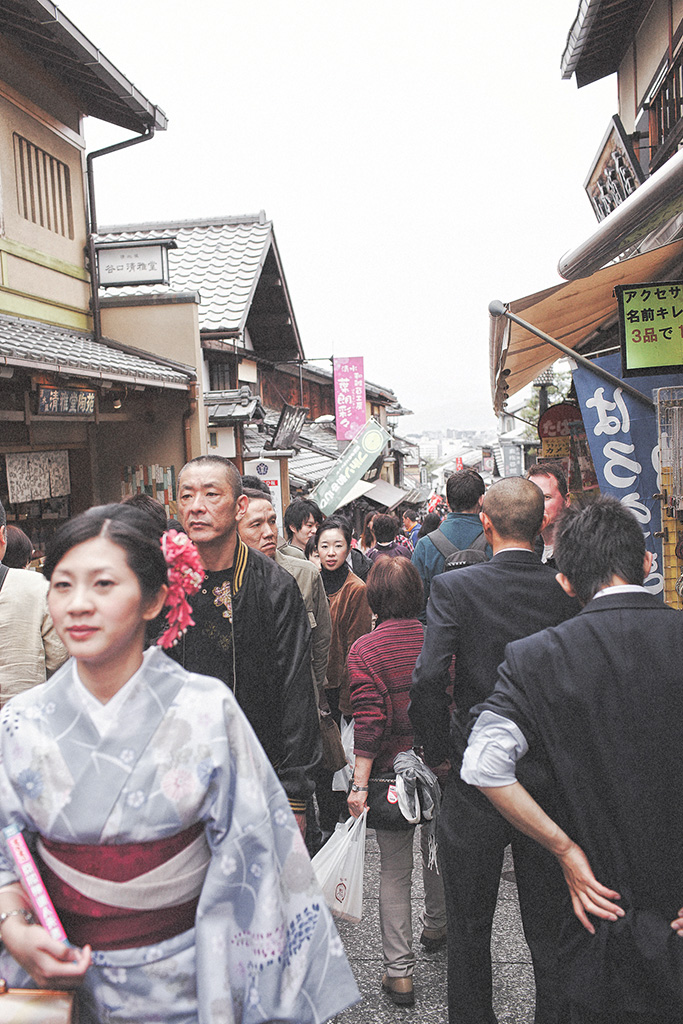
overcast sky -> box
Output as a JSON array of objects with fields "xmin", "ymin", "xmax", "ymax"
[{"xmin": 60, "ymin": 0, "xmax": 616, "ymax": 434}]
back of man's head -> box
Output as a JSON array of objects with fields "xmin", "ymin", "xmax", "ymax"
[
  {"xmin": 121, "ymin": 493, "xmax": 167, "ymax": 537},
  {"xmin": 241, "ymin": 474, "xmax": 271, "ymax": 497},
  {"xmin": 481, "ymin": 477, "xmax": 544, "ymax": 544},
  {"xmin": 446, "ymin": 470, "xmax": 486, "ymax": 513},
  {"xmin": 243, "ymin": 486, "xmax": 273, "ymax": 504},
  {"xmin": 373, "ymin": 514, "xmax": 398, "ymax": 544},
  {"xmin": 554, "ymin": 497, "xmax": 646, "ymax": 604}
]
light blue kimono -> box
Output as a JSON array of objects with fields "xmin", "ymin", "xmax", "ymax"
[{"xmin": 0, "ymin": 647, "xmax": 360, "ymax": 1023}]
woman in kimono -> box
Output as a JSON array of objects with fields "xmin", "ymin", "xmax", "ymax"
[{"xmin": 0, "ymin": 504, "xmax": 359, "ymax": 1024}]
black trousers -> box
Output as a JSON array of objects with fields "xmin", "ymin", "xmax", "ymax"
[
  {"xmin": 569, "ymin": 1008, "xmax": 682, "ymax": 1024},
  {"xmin": 438, "ymin": 771, "xmax": 571, "ymax": 1024}
]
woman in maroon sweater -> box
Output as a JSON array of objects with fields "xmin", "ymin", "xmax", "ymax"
[{"xmin": 347, "ymin": 557, "xmax": 446, "ymax": 1007}]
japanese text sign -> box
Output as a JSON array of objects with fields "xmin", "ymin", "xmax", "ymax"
[
  {"xmin": 243, "ymin": 457, "xmax": 284, "ymax": 536},
  {"xmin": 333, "ymin": 357, "xmax": 366, "ymax": 441},
  {"xmin": 38, "ymin": 386, "xmax": 95, "ymax": 416},
  {"xmin": 538, "ymin": 402, "xmax": 584, "ymax": 459},
  {"xmin": 615, "ymin": 281, "xmax": 683, "ymax": 376},
  {"xmin": 310, "ymin": 419, "xmax": 390, "ymax": 515},
  {"xmin": 97, "ymin": 244, "xmax": 168, "ymax": 286},
  {"xmin": 572, "ymin": 351, "xmax": 673, "ymax": 596}
]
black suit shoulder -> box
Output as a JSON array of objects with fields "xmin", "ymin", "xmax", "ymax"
[{"xmin": 430, "ymin": 551, "xmax": 578, "ymax": 626}]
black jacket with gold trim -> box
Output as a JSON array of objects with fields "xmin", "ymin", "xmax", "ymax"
[{"xmin": 170, "ymin": 538, "xmax": 320, "ymax": 812}]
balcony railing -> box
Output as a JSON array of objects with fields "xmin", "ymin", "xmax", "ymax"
[{"xmin": 649, "ymin": 48, "xmax": 683, "ymax": 171}]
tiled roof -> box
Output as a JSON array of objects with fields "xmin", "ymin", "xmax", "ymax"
[
  {"xmin": 205, "ymin": 387, "xmax": 265, "ymax": 424},
  {"xmin": 244, "ymin": 412, "xmax": 340, "ymax": 486},
  {"xmin": 279, "ymin": 360, "xmax": 397, "ymax": 404},
  {"xmin": 96, "ymin": 216, "xmax": 273, "ymax": 334},
  {"xmin": 0, "ymin": 313, "xmax": 193, "ymax": 388}
]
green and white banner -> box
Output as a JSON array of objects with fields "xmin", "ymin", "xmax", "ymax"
[{"xmin": 310, "ymin": 419, "xmax": 390, "ymax": 515}]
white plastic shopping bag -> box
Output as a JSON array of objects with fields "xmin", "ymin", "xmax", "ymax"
[
  {"xmin": 311, "ymin": 811, "xmax": 367, "ymax": 923},
  {"xmin": 332, "ymin": 714, "xmax": 355, "ymax": 791}
]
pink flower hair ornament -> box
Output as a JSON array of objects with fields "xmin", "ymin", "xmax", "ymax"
[{"xmin": 157, "ymin": 530, "xmax": 204, "ymax": 649}]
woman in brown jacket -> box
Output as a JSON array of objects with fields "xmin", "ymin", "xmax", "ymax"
[
  {"xmin": 314, "ymin": 517, "xmax": 372, "ymax": 837},
  {"xmin": 317, "ymin": 517, "xmax": 373, "ymax": 717}
]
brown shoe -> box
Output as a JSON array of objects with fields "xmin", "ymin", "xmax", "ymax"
[{"xmin": 381, "ymin": 974, "xmax": 415, "ymax": 1007}]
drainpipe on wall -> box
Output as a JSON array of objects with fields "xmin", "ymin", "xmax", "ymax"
[
  {"xmin": 85, "ymin": 127, "xmax": 156, "ymax": 342},
  {"xmin": 183, "ymin": 382, "xmax": 199, "ymax": 462}
]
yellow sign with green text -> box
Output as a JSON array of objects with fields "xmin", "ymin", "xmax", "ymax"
[{"xmin": 615, "ymin": 281, "xmax": 683, "ymax": 376}]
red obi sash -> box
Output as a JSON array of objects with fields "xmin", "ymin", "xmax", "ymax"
[{"xmin": 37, "ymin": 821, "xmax": 205, "ymax": 951}]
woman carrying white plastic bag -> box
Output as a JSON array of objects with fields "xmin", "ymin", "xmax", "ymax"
[{"xmin": 311, "ymin": 810, "xmax": 367, "ymax": 923}]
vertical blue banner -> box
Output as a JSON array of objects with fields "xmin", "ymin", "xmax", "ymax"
[{"xmin": 571, "ymin": 353, "xmax": 682, "ymax": 597}]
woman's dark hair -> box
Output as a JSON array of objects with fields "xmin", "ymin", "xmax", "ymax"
[
  {"xmin": 360, "ymin": 511, "xmax": 376, "ymax": 550},
  {"xmin": 304, "ymin": 535, "xmax": 318, "ymax": 560},
  {"xmin": 315, "ymin": 516, "xmax": 352, "ymax": 550},
  {"xmin": 3, "ymin": 525, "xmax": 33, "ymax": 568},
  {"xmin": 417, "ymin": 513, "xmax": 441, "ymax": 539},
  {"xmin": 44, "ymin": 504, "xmax": 168, "ymax": 601},
  {"xmin": 366, "ymin": 555, "xmax": 423, "ymax": 621}
]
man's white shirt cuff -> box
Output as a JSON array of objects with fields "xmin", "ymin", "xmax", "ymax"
[{"xmin": 460, "ymin": 711, "xmax": 528, "ymax": 787}]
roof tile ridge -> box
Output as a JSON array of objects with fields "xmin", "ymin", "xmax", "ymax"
[{"xmin": 98, "ymin": 212, "xmax": 271, "ymax": 234}]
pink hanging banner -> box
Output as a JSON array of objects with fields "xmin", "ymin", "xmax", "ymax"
[{"xmin": 333, "ymin": 356, "xmax": 366, "ymax": 441}]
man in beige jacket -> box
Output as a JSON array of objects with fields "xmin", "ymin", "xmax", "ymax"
[{"xmin": 0, "ymin": 500, "xmax": 67, "ymax": 705}]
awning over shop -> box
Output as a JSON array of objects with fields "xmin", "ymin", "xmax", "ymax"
[
  {"xmin": 335, "ymin": 480, "xmax": 374, "ymax": 509},
  {"xmin": 363, "ymin": 478, "xmax": 410, "ymax": 511},
  {"xmin": 489, "ymin": 239, "xmax": 683, "ymax": 413}
]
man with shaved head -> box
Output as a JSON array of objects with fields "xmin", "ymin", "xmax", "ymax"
[
  {"xmin": 169, "ymin": 456, "xmax": 320, "ymax": 836},
  {"xmin": 410, "ymin": 476, "xmax": 580, "ymax": 1024}
]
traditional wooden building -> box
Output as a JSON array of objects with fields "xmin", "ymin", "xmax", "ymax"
[{"xmin": 0, "ymin": 0, "xmax": 195, "ymax": 552}]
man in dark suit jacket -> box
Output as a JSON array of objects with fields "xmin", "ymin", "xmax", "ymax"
[
  {"xmin": 464, "ymin": 497, "xmax": 683, "ymax": 1024},
  {"xmin": 410, "ymin": 476, "xmax": 579, "ymax": 1024}
]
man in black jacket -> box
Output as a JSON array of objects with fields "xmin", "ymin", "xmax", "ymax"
[
  {"xmin": 410, "ymin": 476, "xmax": 579, "ymax": 1024},
  {"xmin": 169, "ymin": 455, "xmax": 320, "ymax": 834},
  {"xmin": 466, "ymin": 497, "xmax": 683, "ymax": 1024}
]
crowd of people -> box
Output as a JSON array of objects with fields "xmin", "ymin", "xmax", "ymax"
[{"xmin": 0, "ymin": 457, "xmax": 681, "ymax": 1024}]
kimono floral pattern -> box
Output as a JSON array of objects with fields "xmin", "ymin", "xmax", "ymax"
[{"xmin": 0, "ymin": 647, "xmax": 359, "ymax": 1023}]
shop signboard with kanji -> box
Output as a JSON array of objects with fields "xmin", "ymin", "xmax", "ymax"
[
  {"xmin": 537, "ymin": 402, "xmax": 598, "ymax": 493},
  {"xmin": 333, "ymin": 356, "xmax": 366, "ymax": 441},
  {"xmin": 615, "ymin": 281, "xmax": 683, "ymax": 376},
  {"xmin": 38, "ymin": 387, "xmax": 95, "ymax": 416},
  {"xmin": 97, "ymin": 242, "xmax": 170, "ymax": 287},
  {"xmin": 538, "ymin": 402, "xmax": 583, "ymax": 458}
]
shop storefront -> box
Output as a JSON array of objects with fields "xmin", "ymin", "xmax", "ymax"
[
  {"xmin": 0, "ymin": 316, "xmax": 194, "ymax": 556},
  {"xmin": 489, "ymin": 241, "xmax": 683, "ymax": 606}
]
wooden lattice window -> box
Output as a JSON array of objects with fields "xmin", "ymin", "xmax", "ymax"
[{"xmin": 13, "ymin": 133, "xmax": 74, "ymax": 239}]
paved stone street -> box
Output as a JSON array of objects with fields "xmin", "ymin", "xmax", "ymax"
[{"xmin": 333, "ymin": 828, "xmax": 535, "ymax": 1023}]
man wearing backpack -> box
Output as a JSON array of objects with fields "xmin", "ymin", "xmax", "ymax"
[{"xmin": 411, "ymin": 469, "xmax": 492, "ymax": 615}]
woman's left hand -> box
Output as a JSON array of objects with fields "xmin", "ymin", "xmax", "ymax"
[{"xmin": 347, "ymin": 789, "xmax": 368, "ymax": 818}]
